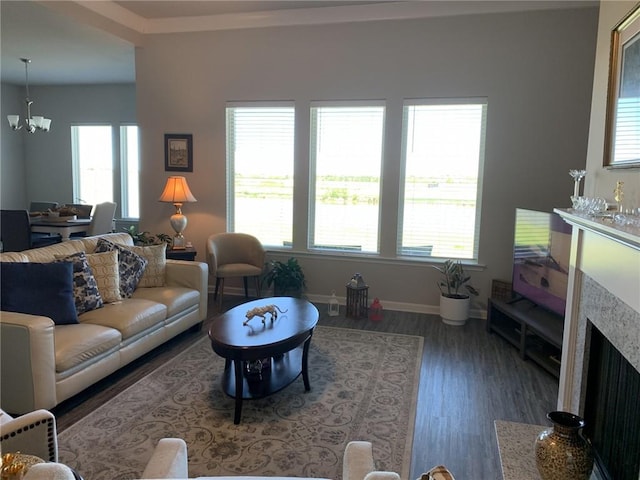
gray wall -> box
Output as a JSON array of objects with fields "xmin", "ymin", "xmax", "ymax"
[
  {"xmin": 1, "ymin": 83, "xmax": 27, "ymax": 208},
  {"xmin": 2, "ymin": 6, "xmax": 601, "ymax": 314},
  {"xmin": 0, "ymin": 83, "xmax": 136, "ymax": 214},
  {"xmin": 135, "ymin": 7, "xmax": 598, "ymax": 313}
]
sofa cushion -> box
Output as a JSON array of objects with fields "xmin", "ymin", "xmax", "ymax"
[
  {"xmin": 55, "ymin": 251, "xmax": 104, "ymax": 315},
  {"xmin": 80, "ymin": 298, "xmax": 167, "ymax": 340},
  {"xmin": 54, "ymin": 323, "xmax": 122, "ymax": 373},
  {"xmin": 127, "ymin": 243, "xmax": 167, "ymax": 287},
  {"xmin": 0, "ymin": 262, "xmax": 78, "ymax": 325},
  {"xmin": 132, "ymin": 286, "xmax": 200, "ymax": 318},
  {"xmin": 85, "ymin": 251, "xmax": 122, "ymax": 303},
  {"xmin": 95, "ymin": 239, "xmax": 147, "ymax": 298}
]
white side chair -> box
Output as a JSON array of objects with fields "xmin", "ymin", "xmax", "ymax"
[
  {"xmin": 87, "ymin": 201, "xmax": 117, "ymax": 236},
  {"xmin": 0, "ymin": 408, "xmax": 58, "ymax": 462}
]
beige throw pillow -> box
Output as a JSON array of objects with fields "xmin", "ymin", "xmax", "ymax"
[
  {"xmin": 85, "ymin": 251, "xmax": 121, "ymax": 303},
  {"xmin": 126, "ymin": 243, "xmax": 167, "ymax": 287}
]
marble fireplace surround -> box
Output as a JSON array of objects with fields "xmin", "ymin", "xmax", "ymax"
[{"xmin": 555, "ymin": 209, "xmax": 640, "ymax": 414}]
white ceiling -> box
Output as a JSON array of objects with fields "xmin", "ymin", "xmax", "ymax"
[{"xmin": 0, "ymin": 0, "xmax": 597, "ymax": 86}]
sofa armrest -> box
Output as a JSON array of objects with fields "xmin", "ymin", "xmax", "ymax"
[
  {"xmin": 0, "ymin": 409, "xmax": 58, "ymax": 462},
  {"xmin": 0, "ymin": 313, "xmax": 57, "ymax": 414},
  {"xmin": 141, "ymin": 438, "xmax": 189, "ymax": 479},
  {"xmin": 165, "ymin": 260, "xmax": 209, "ymax": 321}
]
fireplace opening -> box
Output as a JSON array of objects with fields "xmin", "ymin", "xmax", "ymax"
[{"xmin": 583, "ymin": 323, "xmax": 640, "ymax": 480}]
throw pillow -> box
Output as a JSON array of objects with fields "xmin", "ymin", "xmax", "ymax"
[
  {"xmin": 95, "ymin": 238, "xmax": 148, "ymax": 298},
  {"xmin": 85, "ymin": 251, "xmax": 122, "ymax": 303},
  {"xmin": 126, "ymin": 243, "xmax": 167, "ymax": 287},
  {"xmin": 0, "ymin": 262, "xmax": 78, "ymax": 325},
  {"xmin": 54, "ymin": 251, "xmax": 104, "ymax": 315}
]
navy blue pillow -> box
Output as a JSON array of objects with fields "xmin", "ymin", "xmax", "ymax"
[{"xmin": 0, "ymin": 262, "xmax": 79, "ymax": 325}]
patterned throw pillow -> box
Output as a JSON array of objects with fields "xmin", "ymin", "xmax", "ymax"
[
  {"xmin": 54, "ymin": 251, "xmax": 103, "ymax": 315},
  {"xmin": 126, "ymin": 243, "xmax": 167, "ymax": 287},
  {"xmin": 95, "ymin": 238, "xmax": 148, "ymax": 298},
  {"xmin": 85, "ymin": 251, "xmax": 122, "ymax": 303}
]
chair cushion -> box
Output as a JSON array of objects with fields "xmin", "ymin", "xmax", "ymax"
[
  {"xmin": 0, "ymin": 262, "xmax": 78, "ymax": 325},
  {"xmin": 54, "ymin": 251, "xmax": 104, "ymax": 315},
  {"xmin": 95, "ymin": 238, "xmax": 148, "ymax": 298},
  {"xmin": 217, "ymin": 263, "xmax": 263, "ymax": 278}
]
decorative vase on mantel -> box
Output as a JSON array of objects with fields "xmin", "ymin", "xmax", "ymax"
[{"xmin": 534, "ymin": 411, "xmax": 594, "ymax": 480}]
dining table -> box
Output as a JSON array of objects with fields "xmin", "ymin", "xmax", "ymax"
[{"xmin": 30, "ymin": 217, "xmax": 92, "ymax": 241}]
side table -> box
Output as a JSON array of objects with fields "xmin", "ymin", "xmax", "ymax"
[{"xmin": 166, "ymin": 247, "xmax": 197, "ymax": 261}]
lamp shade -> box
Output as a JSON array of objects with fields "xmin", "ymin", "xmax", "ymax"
[{"xmin": 159, "ymin": 176, "xmax": 197, "ymax": 204}]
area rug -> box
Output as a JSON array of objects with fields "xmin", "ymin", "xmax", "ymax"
[{"xmin": 58, "ymin": 326, "xmax": 423, "ymax": 480}]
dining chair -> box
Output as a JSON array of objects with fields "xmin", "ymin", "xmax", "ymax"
[
  {"xmin": 62, "ymin": 203, "xmax": 93, "ymax": 219},
  {"xmin": 29, "ymin": 201, "xmax": 58, "ymax": 213},
  {"xmin": 206, "ymin": 232, "xmax": 265, "ymax": 309},
  {"xmin": 1, "ymin": 210, "xmax": 32, "ymax": 252},
  {"xmin": 86, "ymin": 202, "xmax": 117, "ymax": 236}
]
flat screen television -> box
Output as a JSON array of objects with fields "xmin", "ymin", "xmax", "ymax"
[{"xmin": 512, "ymin": 208, "xmax": 572, "ymax": 316}]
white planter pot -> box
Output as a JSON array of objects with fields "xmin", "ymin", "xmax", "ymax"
[{"xmin": 439, "ymin": 295, "xmax": 470, "ymax": 326}]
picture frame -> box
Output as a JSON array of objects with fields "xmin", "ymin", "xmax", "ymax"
[
  {"xmin": 164, "ymin": 134, "xmax": 193, "ymax": 172},
  {"xmin": 604, "ymin": 4, "xmax": 640, "ymax": 168}
]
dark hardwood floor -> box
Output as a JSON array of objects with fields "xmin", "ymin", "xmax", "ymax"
[{"xmin": 53, "ymin": 294, "xmax": 558, "ymax": 480}]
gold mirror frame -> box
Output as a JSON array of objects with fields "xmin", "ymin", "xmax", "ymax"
[{"xmin": 604, "ymin": 3, "xmax": 640, "ymax": 168}]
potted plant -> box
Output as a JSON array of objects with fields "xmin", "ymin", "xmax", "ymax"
[
  {"xmin": 124, "ymin": 226, "xmax": 172, "ymax": 247},
  {"xmin": 433, "ymin": 260, "xmax": 479, "ymax": 326},
  {"xmin": 263, "ymin": 257, "xmax": 306, "ymax": 298}
]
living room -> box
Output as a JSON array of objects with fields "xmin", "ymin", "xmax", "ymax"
[{"xmin": 1, "ymin": 1, "xmax": 639, "ymax": 479}]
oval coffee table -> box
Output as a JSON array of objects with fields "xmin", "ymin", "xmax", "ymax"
[{"xmin": 208, "ymin": 297, "xmax": 319, "ymax": 424}]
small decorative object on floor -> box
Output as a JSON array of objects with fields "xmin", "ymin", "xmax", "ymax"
[
  {"xmin": 534, "ymin": 411, "xmax": 594, "ymax": 480},
  {"xmin": 369, "ymin": 298, "xmax": 383, "ymax": 321},
  {"xmin": 328, "ymin": 290, "xmax": 340, "ymax": 316},
  {"xmin": 243, "ymin": 304, "xmax": 288, "ymax": 325},
  {"xmin": 346, "ymin": 273, "xmax": 369, "ymax": 319}
]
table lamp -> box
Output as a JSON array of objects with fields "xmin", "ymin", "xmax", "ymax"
[{"xmin": 159, "ymin": 176, "xmax": 197, "ymax": 249}]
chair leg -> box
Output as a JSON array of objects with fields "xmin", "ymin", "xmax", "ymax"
[
  {"xmin": 214, "ymin": 277, "xmax": 221, "ymax": 300},
  {"xmin": 254, "ymin": 276, "xmax": 261, "ymax": 298},
  {"xmin": 243, "ymin": 277, "xmax": 249, "ymax": 298},
  {"xmin": 217, "ymin": 278, "xmax": 225, "ymax": 311}
]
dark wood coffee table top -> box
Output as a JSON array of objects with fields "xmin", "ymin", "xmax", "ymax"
[
  {"xmin": 208, "ymin": 297, "xmax": 319, "ymax": 424},
  {"xmin": 209, "ymin": 297, "xmax": 319, "ymax": 360}
]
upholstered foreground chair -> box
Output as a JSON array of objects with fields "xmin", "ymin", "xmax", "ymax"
[
  {"xmin": 86, "ymin": 201, "xmax": 117, "ymax": 236},
  {"xmin": 0, "ymin": 408, "xmax": 58, "ymax": 462},
  {"xmin": 206, "ymin": 232, "xmax": 265, "ymax": 308},
  {"xmin": 0, "ymin": 209, "xmax": 60, "ymax": 251},
  {"xmin": 22, "ymin": 439, "xmax": 400, "ymax": 480}
]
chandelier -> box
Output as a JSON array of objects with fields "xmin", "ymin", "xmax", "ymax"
[{"xmin": 7, "ymin": 58, "xmax": 52, "ymax": 133}]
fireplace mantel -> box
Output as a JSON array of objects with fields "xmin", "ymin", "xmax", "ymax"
[{"xmin": 554, "ymin": 208, "xmax": 640, "ymax": 413}]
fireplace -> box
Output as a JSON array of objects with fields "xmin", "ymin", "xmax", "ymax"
[
  {"xmin": 554, "ymin": 209, "xmax": 640, "ymax": 480},
  {"xmin": 584, "ymin": 322, "xmax": 640, "ymax": 479}
]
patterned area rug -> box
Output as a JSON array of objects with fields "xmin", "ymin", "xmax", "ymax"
[{"xmin": 58, "ymin": 326, "xmax": 423, "ymax": 480}]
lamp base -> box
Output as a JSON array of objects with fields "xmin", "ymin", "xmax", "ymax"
[{"xmin": 172, "ymin": 236, "xmax": 186, "ymax": 250}]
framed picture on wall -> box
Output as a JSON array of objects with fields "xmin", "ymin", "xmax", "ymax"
[
  {"xmin": 604, "ymin": 3, "xmax": 640, "ymax": 167},
  {"xmin": 164, "ymin": 134, "xmax": 193, "ymax": 172}
]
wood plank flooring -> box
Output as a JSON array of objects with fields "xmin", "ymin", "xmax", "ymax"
[{"xmin": 53, "ymin": 295, "xmax": 558, "ymax": 480}]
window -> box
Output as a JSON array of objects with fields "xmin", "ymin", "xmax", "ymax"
[
  {"xmin": 71, "ymin": 125, "xmax": 140, "ymax": 219},
  {"xmin": 226, "ymin": 103, "xmax": 295, "ymax": 247},
  {"xmin": 309, "ymin": 103, "xmax": 385, "ymax": 253},
  {"xmin": 399, "ymin": 99, "xmax": 487, "ymax": 260}
]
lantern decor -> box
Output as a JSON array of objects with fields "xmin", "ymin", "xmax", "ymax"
[
  {"xmin": 346, "ymin": 273, "xmax": 369, "ymax": 319},
  {"xmin": 328, "ymin": 290, "xmax": 340, "ymax": 317},
  {"xmin": 369, "ymin": 298, "xmax": 383, "ymax": 321}
]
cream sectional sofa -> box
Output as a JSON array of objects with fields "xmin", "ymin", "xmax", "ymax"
[{"xmin": 0, "ymin": 232, "xmax": 208, "ymax": 415}]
